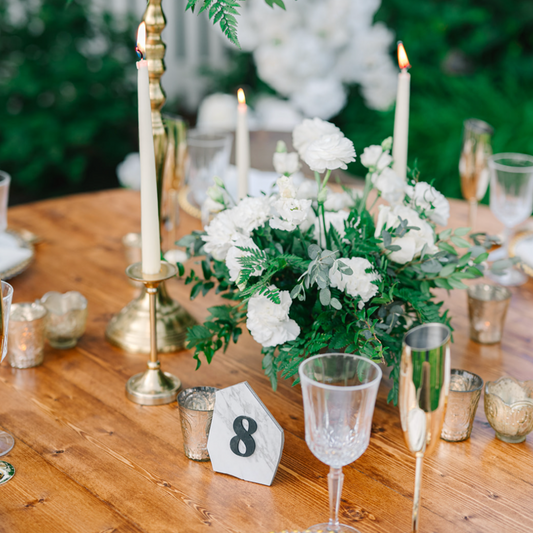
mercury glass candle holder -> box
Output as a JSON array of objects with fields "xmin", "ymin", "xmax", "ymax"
[
  {"xmin": 8, "ymin": 302, "xmax": 47, "ymax": 368},
  {"xmin": 178, "ymin": 387, "xmax": 218, "ymax": 461},
  {"xmin": 441, "ymin": 369, "xmax": 483, "ymax": 442},
  {"xmin": 467, "ymin": 283, "xmax": 511, "ymax": 344},
  {"xmin": 41, "ymin": 291, "xmax": 88, "ymax": 349},
  {"xmin": 484, "ymin": 377, "xmax": 533, "ymax": 443}
]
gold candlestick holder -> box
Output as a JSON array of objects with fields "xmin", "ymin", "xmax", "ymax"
[
  {"xmin": 125, "ymin": 261, "xmax": 182, "ymax": 405},
  {"xmin": 106, "ymin": 0, "xmax": 196, "ymax": 353}
]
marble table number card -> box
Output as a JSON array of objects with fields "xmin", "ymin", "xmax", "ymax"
[{"xmin": 207, "ymin": 381, "xmax": 284, "ymax": 486}]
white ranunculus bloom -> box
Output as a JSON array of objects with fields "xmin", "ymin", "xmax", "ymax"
[
  {"xmin": 371, "ymin": 167, "xmax": 406, "ymax": 205},
  {"xmin": 290, "ymin": 77, "xmax": 347, "ymax": 120},
  {"xmin": 202, "ymin": 210, "xmax": 241, "ymax": 261},
  {"xmin": 273, "ymin": 151, "xmax": 300, "ymax": 176},
  {"xmin": 374, "ymin": 205, "xmax": 436, "ymax": 264},
  {"xmin": 303, "ymin": 133, "xmax": 356, "ymax": 173},
  {"xmin": 270, "ymin": 197, "xmax": 313, "ymax": 232},
  {"xmin": 225, "ymin": 235, "xmax": 264, "ymax": 287},
  {"xmin": 360, "ymin": 145, "xmax": 393, "ymax": 171},
  {"xmin": 292, "ymin": 118, "xmax": 341, "ymax": 159},
  {"xmin": 329, "ymin": 257, "xmax": 380, "ymax": 309},
  {"xmin": 407, "ymin": 182, "xmax": 450, "ymax": 226},
  {"xmin": 232, "ymin": 196, "xmax": 272, "ymax": 234},
  {"xmin": 246, "ymin": 288, "xmax": 300, "ymax": 347}
]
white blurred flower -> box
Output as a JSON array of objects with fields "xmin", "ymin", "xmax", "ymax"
[
  {"xmin": 407, "ymin": 182, "xmax": 450, "ymax": 226},
  {"xmin": 202, "ymin": 210, "xmax": 241, "ymax": 261},
  {"xmin": 303, "ymin": 133, "xmax": 356, "ymax": 173},
  {"xmin": 360, "ymin": 145, "xmax": 393, "ymax": 171},
  {"xmin": 226, "ymin": 235, "xmax": 264, "ymax": 287},
  {"xmin": 273, "ymin": 152, "xmax": 300, "ymax": 176},
  {"xmin": 292, "ymin": 118, "xmax": 341, "ymax": 159},
  {"xmin": 371, "ymin": 167, "xmax": 406, "ymax": 205},
  {"xmin": 246, "ymin": 287, "xmax": 300, "ymax": 347},
  {"xmin": 296, "ymin": 180, "xmax": 356, "ymax": 211},
  {"xmin": 290, "ymin": 77, "xmax": 347, "ymax": 120},
  {"xmin": 374, "ymin": 205, "xmax": 436, "ymax": 264},
  {"xmin": 201, "ymin": 197, "xmax": 225, "ymax": 227},
  {"xmin": 232, "ymin": 196, "xmax": 272, "ymax": 234},
  {"xmin": 196, "ymin": 93, "xmax": 238, "ymax": 131},
  {"xmin": 254, "ymin": 97, "xmax": 304, "ymax": 132},
  {"xmin": 329, "ymin": 257, "xmax": 380, "ymax": 309},
  {"xmin": 313, "ymin": 210, "xmax": 350, "ymax": 246},
  {"xmin": 116, "ymin": 152, "xmax": 140, "ymax": 190}
]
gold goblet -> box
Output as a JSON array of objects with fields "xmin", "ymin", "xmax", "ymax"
[
  {"xmin": 459, "ymin": 118, "xmax": 493, "ymax": 229},
  {"xmin": 399, "ymin": 323, "xmax": 451, "ymax": 532}
]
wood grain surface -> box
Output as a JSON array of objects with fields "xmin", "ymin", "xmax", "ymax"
[{"xmin": 1, "ymin": 187, "xmax": 532, "ymax": 533}]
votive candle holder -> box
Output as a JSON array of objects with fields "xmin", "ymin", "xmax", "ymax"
[{"xmin": 8, "ymin": 302, "xmax": 47, "ymax": 368}]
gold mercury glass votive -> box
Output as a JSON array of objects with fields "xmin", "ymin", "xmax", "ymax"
[
  {"xmin": 484, "ymin": 377, "xmax": 533, "ymax": 443},
  {"xmin": 41, "ymin": 291, "xmax": 88, "ymax": 349},
  {"xmin": 467, "ymin": 283, "xmax": 511, "ymax": 344},
  {"xmin": 8, "ymin": 302, "xmax": 47, "ymax": 368}
]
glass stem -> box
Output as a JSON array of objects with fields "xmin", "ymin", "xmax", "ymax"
[
  {"xmin": 328, "ymin": 466, "xmax": 344, "ymax": 531},
  {"xmin": 502, "ymin": 226, "xmax": 512, "ymax": 259},
  {"xmin": 468, "ymin": 199, "xmax": 477, "ymax": 230},
  {"xmin": 412, "ymin": 452, "xmax": 424, "ymax": 533}
]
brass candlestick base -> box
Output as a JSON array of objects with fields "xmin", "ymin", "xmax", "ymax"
[{"xmin": 124, "ymin": 262, "xmax": 182, "ymax": 405}]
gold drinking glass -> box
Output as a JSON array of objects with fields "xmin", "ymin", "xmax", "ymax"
[
  {"xmin": 459, "ymin": 119, "xmax": 493, "ymax": 229},
  {"xmin": 399, "ymin": 323, "xmax": 451, "ymax": 532}
]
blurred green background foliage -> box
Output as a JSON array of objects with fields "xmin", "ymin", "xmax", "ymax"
[{"xmin": 1, "ymin": 0, "xmax": 532, "ymax": 202}]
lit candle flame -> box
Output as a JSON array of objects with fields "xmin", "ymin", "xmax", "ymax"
[
  {"xmin": 397, "ymin": 41, "xmax": 411, "ymax": 70},
  {"xmin": 136, "ymin": 22, "xmax": 146, "ymax": 60},
  {"xmin": 237, "ymin": 88, "xmax": 246, "ymax": 105}
]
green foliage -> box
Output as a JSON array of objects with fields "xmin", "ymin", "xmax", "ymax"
[{"xmin": 0, "ymin": 0, "xmax": 137, "ymax": 199}]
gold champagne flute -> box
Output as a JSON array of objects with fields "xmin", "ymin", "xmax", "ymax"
[
  {"xmin": 459, "ymin": 119, "xmax": 494, "ymax": 229},
  {"xmin": 399, "ymin": 323, "xmax": 451, "ymax": 532}
]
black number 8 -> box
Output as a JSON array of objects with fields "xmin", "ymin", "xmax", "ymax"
[{"xmin": 230, "ymin": 416, "xmax": 257, "ymax": 457}]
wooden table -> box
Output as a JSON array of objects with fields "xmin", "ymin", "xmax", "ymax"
[{"xmin": 1, "ymin": 189, "xmax": 533, "ymax": 533}]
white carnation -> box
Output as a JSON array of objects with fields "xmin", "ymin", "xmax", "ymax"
[
  {"xmin": 232, "ymin": 196, "xmax": 272, "ymax": 234},
  {"xmin": 406, "ymin": 182, "xmax": 450, "ymax": 227},
  {"xmin": 371, "ymin": 167, "xmax": 407, "ymax": 205},
  {"xmin": 202, "ymin": 211, "xmax": 241, "ymax": 261},
  {"xmin": 225, "ymin": 235, "xmax": 264, "ymax": 287},
  {"xmin": 374, "ymin": 205, "xmax": 436, "ymax": 264},
  {"xmin": 292, "ymin": 118, "xmax": 341, "ymax": 159},
  {"xmin": 303, "ymin": 133, "xmax": 356, "ymax": 173},
  {"xmin": 277, "ymin": 175, "xmax": 297, "ymax": 198},
  {"xmin": 270, "ymin": 197, "xmax": 312, "ymax": 232},
  {"xmin": 246, "ymin": 288, "xmax": 300, "ymax": 347},
  {"xmin": 329, "ymin": 257, "xmax": 380, "ymax": 309},
  {"xmin": 273, "ymin": 151, "xmax": 300, "ymax": 176},
  {"xmin": 360, "ymin": 145, "xmax": 393, "ymax": 171}
]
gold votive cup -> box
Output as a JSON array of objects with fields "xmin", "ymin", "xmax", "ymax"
[
  {"xmin": 8, "ymin": 302, "xmax": 47, "ymax": 368},
  {"xmin": 178, "ymin": 387, "xmax": 218, "ymax": 461},
  {"xmin": 441, "ymin": 369, "xmax": 483, "ymax": 442},
  {"xmin": 467, "ymin": 283, "xmax": 511, "ymax": 344},
  {"xmin": 484, "ymin": 377, "xmax": 533, "ymax": 443}
]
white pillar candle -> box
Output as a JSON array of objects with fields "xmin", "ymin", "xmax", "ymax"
[
  {"xmin": 392, "ymin": 42, "xmax": 411, "ymax": 181},
  {"xmin": 236, "ymin": 88, "xmax": 250, "ymax": 200},
  {"xmin": 136, "ymin": 22, "xmax": 161, "ymax": 275}
]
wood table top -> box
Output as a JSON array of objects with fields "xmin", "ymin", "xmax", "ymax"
[{"xmin": 1, "ymin": 188, "xmax": 533, "ymax": 533}]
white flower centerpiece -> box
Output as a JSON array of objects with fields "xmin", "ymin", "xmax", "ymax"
[{"xmin": 178, "ymin": 118, "xmax": 486, "ymax": 403}]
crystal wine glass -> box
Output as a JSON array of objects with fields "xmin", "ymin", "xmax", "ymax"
[
  {"xmin": 399, "ymin": 323, "xmax": 450, "ymax": 532},
  {"xmin": 487, "ymin": 153, "xmax": 533, "ymax": 286},
  {"xmin": 0, "ymin": 280, "xmax": 15, "ymax": 456},
  {"xmin": 459, "ymin": 119, "xmax": 493, "ymax": 230},
  {"xmin": 299, "ymin": 353, "xmax": 382, "ymax": 533}
]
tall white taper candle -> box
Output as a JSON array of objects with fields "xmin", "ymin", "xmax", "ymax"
[
  {"xmin": 236, "ymin": 88, "xmax": 250, "ymax": 200},
  {"xmin": 137, "ymin": 22, "xmax": 161, "ymax": 275},
  {"xmin": 392, "ymin": 42, "xmax": 411, "ymax": 181}
]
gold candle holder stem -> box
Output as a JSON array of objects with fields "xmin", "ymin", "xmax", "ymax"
[{"xmin": 125, "ymin": 262, "xmax": 181, "ymax": 405}]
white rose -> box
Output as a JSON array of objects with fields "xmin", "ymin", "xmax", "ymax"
[
  {"xmin": 273, "ymin": 151, "xmax": 300, "ymax": 175},
  {"xmin": 329, "ymin": 257, "xmax": 380, "ymax": 309},
  {"xmin": 202, "ymin": 211, "xmax": 241, "ymax": 261},
  {"xmin": 303, "ymin": 133, "xmax": 356, "ymax": 173},
  {"xmin": 225, "ymin": 235, "xmax": 264, "ymax": 288},
  {"xmin": 371, "ymin": 167, "xmax": 407, "ymax": 205},
  {"xmin": 374, "ymin": 205, "xmax": 436, "ymax": 264},
  {"xmin": 270, "ymin": 197, "xmax": 312, "ymax": 232},
  {"xmin": 360, "ymin": 145, "xmax": 393, "ymax": 171},
  {"xmin": 246, "ymin": 288, "xmax": 300, "ymax": 347},
  {"xmin": 292, "ymin": 118, "xmax": 341, "ymax": 159},
  {"xmin": 406, "ymin": 182, "xmax": 450, "ymax": 226},
  {"xmin": 232, "ymin": 196, "xmax": 272, "ymax": 234}
]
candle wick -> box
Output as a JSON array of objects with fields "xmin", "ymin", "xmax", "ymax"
[{"xmin": 136, "ymin": 46, "xmax": 144, "ymax": 60}]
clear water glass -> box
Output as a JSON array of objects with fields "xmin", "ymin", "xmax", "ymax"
[
  {"xmin": 0, "ymin": 171, "xmax": 10, "ymax": 234},
  {"xmin": 488, "ymin": 152, "xmax": 533, "ymax": 286},
  {"xmin": 0, "ymin": 281, "xmax": 15, "ymax": 456},
  {"xmin": 299, "ymin": 353, "xmax": 382, "ymax": 533},
  {"xmin": 186, "ymin": 130, "xmax": 233, "ymax": 207}
]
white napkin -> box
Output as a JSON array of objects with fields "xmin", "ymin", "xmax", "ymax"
[{"xmin": 0, "ymin": 232, "xmax": 32, "ymax": 272}]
